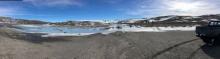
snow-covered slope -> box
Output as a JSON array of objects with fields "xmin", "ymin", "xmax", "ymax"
[
  {"xmin": 147, "ymin": 15, "xmax": 205, "ymax": 22},
  {"xmin": 117, "ymin": 14, "xmax": 220, "ymax": 27},
  {"xmin": 120, "ymin": 14, "xmax": 220, "ymax": 24},
  {"xmin": 148, "ymin": 16, "xmax": 176, "ymax": 22}
]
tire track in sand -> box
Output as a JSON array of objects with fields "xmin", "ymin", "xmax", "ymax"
[{"xmin": 151, "ymin": 38, "xmax": 200, "ymax": 59}]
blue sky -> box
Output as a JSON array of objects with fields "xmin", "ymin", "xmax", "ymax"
[{"xmin": 0, "ymin": 0, "xmax": 220, "ymax": 22}]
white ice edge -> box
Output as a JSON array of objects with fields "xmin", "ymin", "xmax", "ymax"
[
  {"xmin": 14, "ymin": 24, "xmax": 51, "ymax": 27},
  {"xmin": 41, "ymin": 33, "xmax": 95, "ymax": 37}
]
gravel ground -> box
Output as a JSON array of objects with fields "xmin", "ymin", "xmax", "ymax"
[{"xmin": 0, "ymin": 28, "xmax": 218, "ymax": 59}]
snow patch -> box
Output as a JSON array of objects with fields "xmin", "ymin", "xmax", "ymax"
[
  {"xmin": 148, "ymin": 19, "xmax": 156, "ymax": 22},
  {"xmin": 210, "ymin": 19, "xmax": 219, "ymax": 21},
  {"xmin": 121, "ymin": 18, "xmax": 145, "ymax": 23},
  {"xmin": 158, "ymin": 16, "xmax": 173, "ymax": 21},
  {"xmin": 148, "ymin": 16, "xmax": 175, "ymax": 22}
]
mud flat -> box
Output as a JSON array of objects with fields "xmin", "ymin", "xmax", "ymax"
[{"xmin": 0, "ymin": 27, "xmax": 218, "ymax": 59}]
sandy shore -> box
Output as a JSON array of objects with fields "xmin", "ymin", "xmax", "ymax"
[{"xmin": 0, "ymin": 27, "xmax": 218, "ymax": 59}]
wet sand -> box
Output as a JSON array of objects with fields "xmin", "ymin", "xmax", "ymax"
[{"xmin": 0, "ymin": 27, "xmax": 218, "ymax": 59}]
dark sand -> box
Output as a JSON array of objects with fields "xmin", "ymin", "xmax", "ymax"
[{"xmin": 0, "ymin": 27, "xmax": 218, "ymax": 59}]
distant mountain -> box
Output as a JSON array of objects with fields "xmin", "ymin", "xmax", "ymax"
[
  {"xmin": 50, "ymin": 21, "xmax": 108, "ymax": 27},
  {"xmin": 118, "ymin": 14, "xmax": 220, "ymax": 27},
  {"xmin": 15, "ymin": 19, "xmax": 48, "ymax": 24},
  {"xmin": 0, "ymin": 16, "xmax": 48, "ymax": 24},
  {"xmin": 199, "ymin": 14, "xmax": 220, "ymax": 21},
  {"xmin": 147, "ymin": 15, "xmax": 220, "ymax": 22},
  {"xmin": 0, "ymin": 17, "xmax": 16, "ymax": 24}
]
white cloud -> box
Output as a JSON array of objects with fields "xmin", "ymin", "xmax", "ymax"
[
  {"xmin": 102, "ymin": 0, "xmax": 124, "ymax": 4},
  {"xmin": 0, "ymin": 7, "xmax": 33, "ymax": 16},
  {"xmin": 23, "ymin": 0, "xmax": 83, "ymax": 7},
  {"xmin": 128, "ymin": 0, "xmax": 220, "ymax": 17},
  {"xmin": 0, "ymin": 7, "xmax": 17, "ymax": 16}
]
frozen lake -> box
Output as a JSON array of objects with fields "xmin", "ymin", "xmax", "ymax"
[
  {"xmin": 13, "ymin": 24, "xmax": 196, "ymax": 37},
  {"xmin": 13, "ymin": 25, "xmax": 107, "ymax": 37}
]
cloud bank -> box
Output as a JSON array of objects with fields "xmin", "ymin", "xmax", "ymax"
[
  {"xmin": 128, "ymin": 0, "xmax": 220, "ymax": 17},
  {"xmin": 23, "ymin": 0, "xmax": 83, "ymax": 7},
  {"xmin": 0, "ymin": 7, "xmax": 18, "ymax": 16}
]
